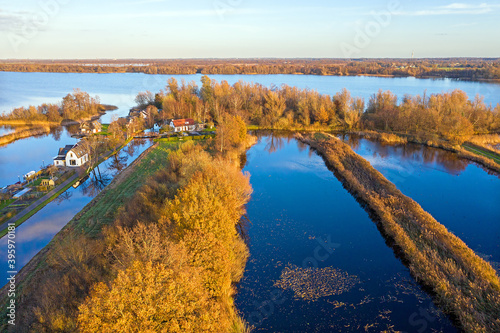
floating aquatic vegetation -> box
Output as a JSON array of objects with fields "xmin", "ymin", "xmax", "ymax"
[{"xmin": 274, "ymin": 265, "xmax": 360, "ymax": 301}]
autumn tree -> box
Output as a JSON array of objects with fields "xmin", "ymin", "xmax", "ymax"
[
  {"xmin": 135, "ymin": 91, "xmax": 155, "ymax": 109},
  {"xmin": 78, "ymin": 260, "xmax": 228, "ymax": 333},
  {"xmin": 215, "ymin": 114, "xmax": 247, "ymax": 153},
  {"xmin": 263, "ymin": 90, "xmax": 286, "ymax": 127}
]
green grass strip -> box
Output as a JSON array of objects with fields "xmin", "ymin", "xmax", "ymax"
[{"xmin": 463, "ymin": 144, "xmax": 500, "ymax": 164}]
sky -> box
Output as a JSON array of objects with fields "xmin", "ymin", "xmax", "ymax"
[{"xmin": 0, "ymin": 0, "xmax": 499, "ymax": 59}]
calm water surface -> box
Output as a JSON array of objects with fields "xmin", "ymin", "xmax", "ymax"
[
  {"xmin": 1, "ymin": 72, "xmax": 499, "ymax": 186},
  {"xmin": 0, "ymin": 127, "xmax": 78, "ymax": 187},
  {"xmin": 0, "ymin": 139, "xmax": 151, "ymax": 284},
  {"xmin": 236, "ymin": 135, "xmax": 456, "ymax": 332},
  {"xmin": 340, "ymin": 136, "xmax": 500, "ymax": 268},
  {"xmin": 1, "ymin": 72, "xmax": 500, "ymax": 123}
]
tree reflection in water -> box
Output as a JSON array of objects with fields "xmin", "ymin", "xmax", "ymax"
[
  {"xmin": 50, "ymin": 126, "xmax": 63, "ymax": 141},
  {"xmin": 341, "ymin": 134, "xmax": 470, "ymax": 175},
  {"xmin": 53, "ymin": 190, "xmax": 72, "ymax": 203},
  {"xmin": 108, "ymin": 153, "xmax": 128, "ymax": 176},
  {"xmin": 80, "ymin": 165, "xmax": 111, "ymax": 197},
  {"xmin": 254, "ymin": 130, "xmax": 296, "ymax": 154},
  {"xmin": 123, "ymin": 139, "xmax": 147, "ymax": 157}
]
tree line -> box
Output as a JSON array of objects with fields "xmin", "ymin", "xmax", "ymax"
[
  {"xmin": 139, "ymin": 76, "xmax": 500, "ymax": 144},
  {"xmin": 0, "ymin": 89, "xmax": 106, "ymax": 123},
  {"xmin": 2, "ymin": 58, "xmax": 500, "ymax": 80}
]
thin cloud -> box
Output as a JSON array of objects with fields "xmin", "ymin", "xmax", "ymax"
[
  {"xmin": 83, "ymin": 8, "xmax": 269, "ymax": 20},
  {"xmin": 0, "ymin": 10, "xmax": 33, "ymax": 34},
  {"xmin": 439, "ymin": 3, "xmax": 492, "ymax": 9},
  {"xmin": 450, "ymin": 22, "xmax": 479, "ymax": 27},
  {"xmin": 393, "ymin": 3, "xmax": 500, "ymax": 16}
]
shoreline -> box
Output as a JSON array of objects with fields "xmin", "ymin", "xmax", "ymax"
[{"xmin": 1, "ymin": 70, "xmax": 500, "ymax": 84}]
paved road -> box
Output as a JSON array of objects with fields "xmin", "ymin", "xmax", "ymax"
[{"xmin": 0, "ymin": 173, "xmax": 79, "ymax": 232}]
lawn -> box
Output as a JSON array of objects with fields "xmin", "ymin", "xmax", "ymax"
[{"xmin": 0, "ymin": 199, "xmax": 15, "ymax": 211}]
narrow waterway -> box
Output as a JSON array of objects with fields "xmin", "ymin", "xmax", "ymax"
[
  {"xmin": 236, "ymin": 134, "xmax": 456, "ymax": 332},
  {"xmin": 0, "ymin": 139, "xmax": 152, "ymax": 284},
  {"xmin": 0, "ymin": 126, "xmax": 80, "ymax": 188}
]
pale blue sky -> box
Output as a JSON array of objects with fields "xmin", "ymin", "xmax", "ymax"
[{"xmin": 0, "ymin": 0, "xmax": 499, "ymax": 58}]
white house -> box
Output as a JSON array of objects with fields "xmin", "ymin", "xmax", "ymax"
[
  {"xmin": 169, "ymin": 118, "xmax": 196, "ymax": 132},
  {"xmin": 53, "ymin": 143, "xmax": 89, "ymax": 167}
]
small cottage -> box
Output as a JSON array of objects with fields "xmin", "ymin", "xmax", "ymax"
[
  {"xmin": 53, "ymin": 143, "xmax": 89, "ymax": 167},
  {"xmin": 41, "ymin": 179, "xmax": 55, "ymax": 187},
  {"xmin": 81, "ymin": 120, "xmax": 102, "ymax": 134},
  {"xmin": 169, "ymin": 118, "xmax": 196, "ymax": 132}
]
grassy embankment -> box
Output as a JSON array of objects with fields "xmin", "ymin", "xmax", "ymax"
[
  {"xmin": 463, "ymin": 143, "xmax": 500, "ymax": 165},
  {"xmin": 297, "ymin": 133, "xmax": 500, "ymax": 333},
  {"xmin": 0, "ymin": 200, "xmax": 15, "ymax": 211}
]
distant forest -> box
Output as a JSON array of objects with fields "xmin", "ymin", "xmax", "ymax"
[{"xmin": 1, "ymin": 58, "xmax": 500, "ymax": 81}]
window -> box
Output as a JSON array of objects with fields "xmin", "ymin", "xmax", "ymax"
[{"xmin": 70, "ymin": 160, "xmax": 76, "ymax": 166}]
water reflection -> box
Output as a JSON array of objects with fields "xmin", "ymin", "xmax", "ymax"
[
  {"xmin": 340, "ymin": 134, "xmax": 500, "ymax": 264},
  {"xmin": 236, "ymin": 135, "xmax": 456, "ymax": 332},
  {"xmin": 80, "ymin": 167, "xmax": 112, "ymax": 197},
  {"xmin": 108, "ymin": 154, "xmax": 128, "ymax": 175},
  {"xmin": 53, "ymin": 190, "xmax": 73, "ymax": 203},
  {"xmin": 341, "ymin": 134, "xmax": 469, "ymax": 175}
]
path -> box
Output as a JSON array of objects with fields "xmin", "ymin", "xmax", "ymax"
[
  {"xmin": 0, "ymin": 173, "xmax": 79, "ymax": 233},
  {"xmin": 463, "ymin": 143, "xmax": 500, "ymax": 164}
]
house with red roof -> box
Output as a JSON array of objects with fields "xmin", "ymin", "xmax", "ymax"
[{"xmin": 169, "ymin": 118, "xmax": 196, "ymax": 132}]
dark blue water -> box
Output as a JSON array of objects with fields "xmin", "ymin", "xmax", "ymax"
[
  {"xmin": 0, "ymin": 139, "xmax": 151, "ymax": 284},
  {"xmin": 236, "ymin": 135, "xmax": 456, "ymax": 332},
  {"xmin": 341, "ymin": 136, "xmax": 500, "ymax": 268}
]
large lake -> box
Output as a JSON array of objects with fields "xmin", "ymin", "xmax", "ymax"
[
  {"xmin": 1, "ymin": 72, "xmax": 500, "ymax": 124},
  {"xmin": 1, "ymin": 72, "xmax": 499, "ymax": 331},
  {"xmin": 1, "ymin": 72, "xmax": 500, "ymax": 187}
]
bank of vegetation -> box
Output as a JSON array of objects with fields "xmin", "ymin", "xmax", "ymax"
[
  {"xmin": 297, "ymin": 133, "xmax": 500, "ymax": 332},
  {"xmin": 1, "ymin": 58, "xmax": 500, "ymax": 81},
  {"xmin": 137, "ymin": 77, "xmax": 499, "ymax": 139},
  {"xmin": 0, "ymin": 89, "xmax": 111, "ymax": 125},
  {"xmin": 1, "ymin": 122, "xmax": 255, "ymax": 332}
]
